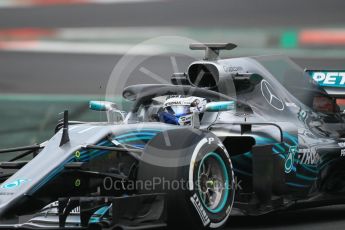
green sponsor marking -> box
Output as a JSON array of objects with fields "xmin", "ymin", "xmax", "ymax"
[
  {"xmin": 281, "ymin": 30, "xmax": 298, "ymax": 49},
  {"xmin": 75, "ymin": 179, "xmax": 81, "ymax": 187},
  {"xmin": 75, "ymin": 151, "xmax": 81, "ymax": 159}
]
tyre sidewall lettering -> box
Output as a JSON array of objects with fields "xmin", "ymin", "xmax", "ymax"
[{"xmin": 188, "ymin": 136, "xmax": 234, "ymax": 228}]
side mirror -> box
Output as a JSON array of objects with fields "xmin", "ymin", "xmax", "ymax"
[
  {"xmin": 191, "ymin": 101, "xmax": 235, "ymax": 128},
  {"xmin": 89, "ymin": 101, "xmax": 118, "ymax": 111},
  {"xmin": 89, "ymin": 101, "xmax": 127, "ymax": 123},
  {"xmin": 205, "ymin": 101, "xmax": 235, "ymax": 112}
]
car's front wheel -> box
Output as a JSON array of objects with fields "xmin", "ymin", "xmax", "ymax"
[{"xmin": 137, "ymin": 128, "xmax": 235, "ymax": 229}]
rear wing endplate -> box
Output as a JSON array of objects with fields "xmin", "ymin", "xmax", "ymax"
[{"xmin": 306, "ymin": 70, "xmax": 345, "ymax": 97}]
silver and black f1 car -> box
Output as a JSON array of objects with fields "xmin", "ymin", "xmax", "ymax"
[{"xmin": 0, "ymin": 43, "xmax": 345, "ymax": 230}]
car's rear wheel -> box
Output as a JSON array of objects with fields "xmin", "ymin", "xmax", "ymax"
[{"xmin": 137, "ymin": 128, "xmax": 235, "ymax": 229}]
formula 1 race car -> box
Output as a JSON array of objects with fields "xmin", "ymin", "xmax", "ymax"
[{"xmin": 0, "ymin": 43, "xmax": 345, "ymax": 230}]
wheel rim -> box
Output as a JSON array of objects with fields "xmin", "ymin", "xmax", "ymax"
[{"xmin": 197, "ymin": 152, "xmax": 229, "ymax": 214}]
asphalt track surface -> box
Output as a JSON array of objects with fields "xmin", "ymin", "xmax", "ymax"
[
  {"xmin": 0, "ymin": 0, "xmax": 344, "ymax": 28},
  {"xmin": 228, "ymin": 205, "xmax": 345, "ymax": 230},
  {"xmin": 0, "ymin": 51, "xmax": 344, "ymax": 95},
  {"xmin": 1, "ymin": 0, "xmax": 345, "ymax": 229}
]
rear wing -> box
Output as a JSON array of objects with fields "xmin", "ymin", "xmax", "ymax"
[{"xmin": 306, "ymin": 70, "xmax": 345, "ymax": 97}]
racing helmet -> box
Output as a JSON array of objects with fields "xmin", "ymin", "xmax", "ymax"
[{"xmin": 159, "ymin": 96, "xmax": 207, "ymax": 126}]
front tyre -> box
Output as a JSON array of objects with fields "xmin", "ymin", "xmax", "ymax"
[{"xmin": 137, "ymin": 128, "xmax": 235, "ymax": 229}]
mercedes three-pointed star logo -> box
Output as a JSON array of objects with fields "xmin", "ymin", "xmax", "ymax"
[{"xmin": 260, "ymin": 80, "xmax": 285, "ymax": 111}]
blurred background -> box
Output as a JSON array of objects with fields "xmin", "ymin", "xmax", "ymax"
[
  {"xmin": 0, "ymin": 0, "xmax": 344, "ymax": 147},
  {"xmin": 0, "ymin": 1, "xmax": 345, "ymax": 229}
]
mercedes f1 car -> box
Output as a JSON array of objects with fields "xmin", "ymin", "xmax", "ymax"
[{"xmin": 0, "ymin": 43, "xmax": 345, "ymax": 230}]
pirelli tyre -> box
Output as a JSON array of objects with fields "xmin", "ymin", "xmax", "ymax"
[{"xmin": 137, "ymin": 128, "xmax": 235, "ymax": 229}]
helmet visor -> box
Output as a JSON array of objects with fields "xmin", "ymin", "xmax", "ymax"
[{"xmin": 166, "ymin": 105, "xmax": 191, "ymax": 116}]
